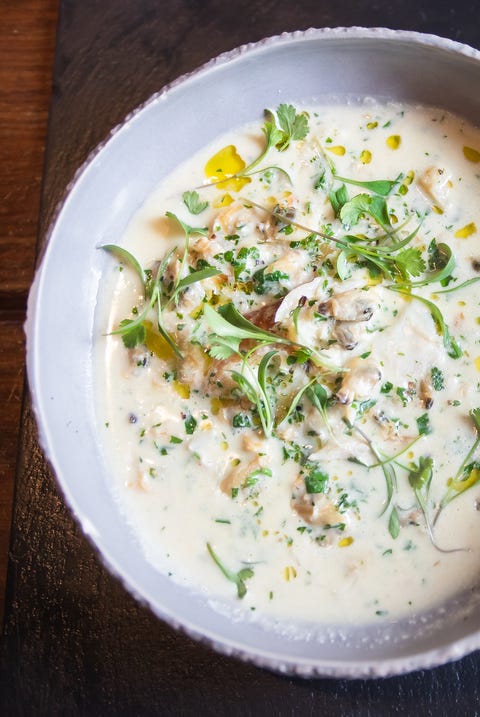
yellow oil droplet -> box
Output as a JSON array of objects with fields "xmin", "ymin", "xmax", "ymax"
[
  {"xmin": 366, "ymin": 121, "xmax": 378, "ymax": 129},
  {"xmin": 283, "ymin": 566, "xmax": 297, "ymax": 581},
  {"xmin": 458, "ymin": 300, "xmax": 466, "ymax": 307},
  {"xmin": 212, "ymin": 193, "xmax": 234, "ymax": 209},
  {"xmin": 173, "ymin": 380, "xmax": 190, "ymax": 399},
  {"xmin": 190, "ymin": 304, "xmax": 204, "ymax": 321},
  {"xmin": 143, "ymin": 321, "xmax": 176, "ymax": 361},
  {"xmin": 455, "ymin": 222, "xmax": 477, "ymax": 238},
  {"xmin": 432, "ymin": 205, "xmax": 444, "ymax": 215},
  {"xmin": 476, "ymin": 317, "xmax": 480, "ymax": 325},
  {"xmin": 360, "ymin": 149, "xmax": 372, "ymax": 164},
  {"xmin": 210, "ymin": 397, "xmax": 223, "ymax": 415},
  {"xmin": 390, "ymin": 214, "xmax": 398, "ymax": 224},
  {"xmin": 262, "ymin": 530, "xmax": 269, "ymax": 537},
  {"xmin": 338, "ymin": 536, "xmax": 354, "ymax": 548},
  {"xmin": 386, "ymin": 135, "xmax": 401, "ymax": 150},
  {"xmin": 407, "ymin": 451, "xmax": 414, "ymax": 460},
  {"xmin": 463, "ymin": 146, "xmax": 480, "ymax": 163},
  {"xmin": 475, "ymin": 357, "xmax": 480, "ymax": 372},
  {"xmin": 327, "ymin": 145, "xmax": 346, "ymax": 156},
  {"xmin": 205, "ymin": 145, "xmax": 250, "ymax": 191},
  {"xmin": 399, "ymin": 170, "xmax": 415, "ymax": 195}
]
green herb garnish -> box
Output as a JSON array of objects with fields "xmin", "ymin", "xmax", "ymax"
[
  {"xmin": 416, "ymin": 413, "xmax": 432, "ymax": 436},
  {"xmin": 332, "ymin": 175, "xmax": 401, "ymax": 197},
  {"xmin": 104, "ymin": 216, "xmax": 220, "ymax": 355},
  {"xmin": 273, "ymin": 104, "xmax": 310, "ymax": 151},
  {"xmin": 182, "ymin": 190, "xmax": 208, "ymax": 215},
  {"xmin": 184, "ymin": 414, "xmax": 197, "ymax": 435},
  {"xmin": 434, "ymin": 408, "xmax": 480, "ymax": 523},
  {"xmin": 206, "ymin": 542, "xmax": 254, "ymax": 598}
]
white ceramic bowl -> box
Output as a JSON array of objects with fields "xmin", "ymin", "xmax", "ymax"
[{"xmin": 26, "ymin": 27, "xmax": 480, "ymax": 678}]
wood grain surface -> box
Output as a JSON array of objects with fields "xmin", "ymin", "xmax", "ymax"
[
  {"xmin": 1, "ymin": 1, "xmax": 480, "ymax": 715},
  {"xmin": 0, "ymin": 0, "xmax": 59, "ymax": 625}
]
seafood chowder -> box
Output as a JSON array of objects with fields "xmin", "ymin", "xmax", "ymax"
[{"xmin": 97, "ymin": 102, "xmax": 480, "ymax": 627}]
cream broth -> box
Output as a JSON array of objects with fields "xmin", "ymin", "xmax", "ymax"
[{"xmin": 97, "ymin": 103, "xmax": 480, "ymax": 626}]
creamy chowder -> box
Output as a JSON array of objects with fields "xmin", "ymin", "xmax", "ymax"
[{"xmin": 97, "ymin": 102, "xmax": 480, "ymax": 627}]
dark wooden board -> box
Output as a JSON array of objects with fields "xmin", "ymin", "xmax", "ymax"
[
  {"xmin": 2, "ymin": 1, "xmax": 480, "ymax": 714},
  {"xmin": 0, "ymin": 0, "xmax": 59, "ymax": 626}
]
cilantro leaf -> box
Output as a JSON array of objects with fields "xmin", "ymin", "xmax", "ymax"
[
  {"xmin": 262, "ymin": 120, "xmax": 284, "ymax": 150},
  {"xmin": 402, "ymin": 241, "xmax": 454, "ymax": 287},
  {"xmin": 408, "ymin": 456, "xmax": 434, "ymax": 492},
  {"xmin": 340, "ymin": 194, "xmax": 392, "ymax": 232},
  {"xmin": 182, "ymin": 190, "xmax": 208, "ymax": 215},
  {"xmin": 275, "ymin": 104, "xmax": 309, "ymax": 151},
  {"xmin": 394, "ymin": 247, "xmax": 426, "ymax": 279},
  {"xmin": 118, "ymin": 319, "xmax": 146, "ymax": 349}
]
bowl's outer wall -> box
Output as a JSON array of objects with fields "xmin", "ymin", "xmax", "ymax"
[{"xmin": 27, "ymin": 29, "xmax": 480, "ymax": 678}]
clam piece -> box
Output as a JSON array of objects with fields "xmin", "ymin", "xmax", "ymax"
[
  {"xmin": 318, "ymin": 290, "xmax": 375, "ymax": 322},
  {"xmin": 332, "ymin": 322, "xmax": 359, "ymax": 350},
  {"xmin": 212, "ymin": 201, "xmax": 258, "ymax": 236},
  {"xmin": 220, "ymin": 456, "xmax": 269, "ymax": 496},
  {"xmin": 264, "ymin": 249, "xmax": 312, "ymax": 289},
  {"xmin": 336, "ymin": 357, "xmax": 382, "ymax": 405},
  {"xmin": 290, "ymin": 476, "xmax": 343, "ymax": 527},
  {"xmin": 191, "ymin": 234, "xmax": 224, "ymax": 263},
  {"xmin": 246, "ymin": 300, "xmax": 282, "ymax": 330},
  {"xmin": 418, "ymin": 166, "xmax": 452, "ymax": 208},
  {"xmin": 274, "ymin": 277, "xmax": 326, "ymax": 323},
  {"xmin": 420, "ymin": 375, "xmax": 434, "ymax": 409}
]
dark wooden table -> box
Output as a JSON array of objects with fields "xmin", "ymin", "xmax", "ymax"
[
  {"xmin": 2, "ymin": 2, "xmax": 480, "ymax": 715},
  {"xmin": 0, "ymin": 0, "xmax": 59, "ymax": 626}
]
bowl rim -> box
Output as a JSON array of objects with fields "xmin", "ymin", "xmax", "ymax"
[{"xmin": 26, "ymin": 26, "xmax": 480, "ymax": 680}]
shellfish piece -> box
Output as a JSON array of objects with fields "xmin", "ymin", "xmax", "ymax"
[
  {"xmin": 220, "ymin": 455, "xmax": 270, "ymax": 495},
  {"xmin": 290, "ymin": 476, "xmax": 343, "ymax": 527},
  {"xmin": 245, "ymin": 301, "xmax": 282, "ymax": 330},
  {"xmin": 332, "ymin": 322, "xmax": 360, "ymax": 350},
  {"xmin": 318, "ymin": 290, "xmax": 376, "ymax": 322},
  {"xmin": 336, "ymin": 357, "xmax": 382, "ymax": 405},
  {"xmin": 417, "ymin": 166, "xmax": 453, "ymax": 208}
]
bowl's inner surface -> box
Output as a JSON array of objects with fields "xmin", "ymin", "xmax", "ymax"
[{"xmin": 28, "ymin": 29, "xmax": 480, "ymax": 677}]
